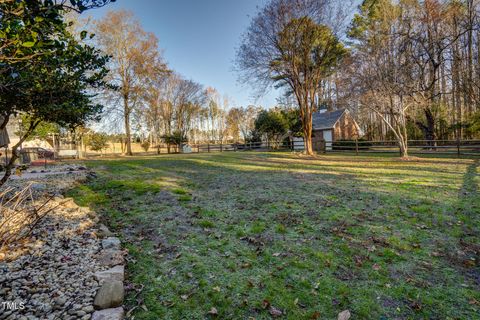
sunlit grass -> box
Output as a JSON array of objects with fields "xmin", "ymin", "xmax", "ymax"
[{"xmin": 67, "ymin": 152, "xmax": 480, "ymax": 319}]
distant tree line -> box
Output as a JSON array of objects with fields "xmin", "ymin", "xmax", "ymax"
[{"xmin": 237, "ymin": 0, "xmax": 480, "ymax": 157}]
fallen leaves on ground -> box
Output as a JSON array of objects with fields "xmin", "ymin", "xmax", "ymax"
[
  {"xmin": 208, "ymin": 307, "xmax": 218, "ymax": 316},
  {"xmin": 337, "ymin": 309, "xmax": 351, "ymax": 320},
  {"xmin": 269, "ymin": 306, "xmax": 283, "ymax": 317}
]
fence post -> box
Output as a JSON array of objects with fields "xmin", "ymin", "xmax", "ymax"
[
  {"xmin": 457, "ymin": 138, "xmax": 461, "ymax": 157},
  {"xmin": 355, "ymin": 139, "xmax": 359, "ymax": 156},
  {"xmin": 207, "ymin": 143, "xmax": 210, "ymax": 153},
  {"xmin": 234, "ymin": 143, "xmax": 237, "ymax": 152},
  {"xmin": 220, "ymin": 142, "xmax": 223, "ymax": 152}
]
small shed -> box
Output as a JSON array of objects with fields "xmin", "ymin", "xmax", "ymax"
[{"xmin": 312, "ymin": 109, "xmax": 361, "ymax": 150}]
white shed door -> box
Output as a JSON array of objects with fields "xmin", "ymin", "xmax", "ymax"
[{"xmin": 323, "ymin": 130, "xmax": 333, "ymax": 150}]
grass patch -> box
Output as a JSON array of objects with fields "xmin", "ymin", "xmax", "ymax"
[
  {"xmin": 172, "ymin": 188, "xmax": 188, "ymax": 195},
  {"xmin": 68, "ymin": 152, "xmax": 480, "ymax": 319}
]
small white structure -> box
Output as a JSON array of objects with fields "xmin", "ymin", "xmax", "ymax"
[
  {"xmin": 182, "ymin": 144, "xmax": 192, "ymax": 153},
  {"xmin": 58, "ymin": 149, "xmax": 78, "ymax": 158},
  {"xmin": 292, "ymin": 137, "xmax": 305, "ymax": 151}
]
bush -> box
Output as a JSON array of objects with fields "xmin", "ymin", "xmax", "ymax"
[
  {"xmin": 163, "ymin": 131, "xmax": 187, "ymax": 146},
  {"xmin": 141, "ymin": 141, "xmax": 150, "ymax": 152},
  {"xmin": 86, "ymin": 132, "xmax": 109, "ymax": 152}
]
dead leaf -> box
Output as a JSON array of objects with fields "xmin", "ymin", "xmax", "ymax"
[
  {"xmin": 269, "ymin": 306, "xmax": 283, "ymax": 317},
  {"xmin": 273, "ymin": 252, "xmax": 281, "ymax": 257},
  {"xmin": 181, "ymin": 295, "xmax": 188, "ymax": 301},
  {"xmin": 208, "ymin": 307, "xmax": 218, "ymax": 316},
  {"xmin": 310, "ymin": 311, "xmax": 321, "ymax": 319},
  {"xmin": 354, "ymin": 255, "xmax": 364, "ymax": 267},
  {"xmin": 372, "ymin": 263, "xmax": 381, "ymax": 271},
  {"xmin": 409, "ymin": 300, "xmax": 422, "ymax": 311},
  {"xmin": 337, "ymin": 310, "xmax": 351, "ymax": 320},
  {"xmin": 212, "ymin": 286, "xmax": 221, "ymax": 292},
  {"xmin": 262, "ymin": 299, "xmax": 270, "ymax": 309}
]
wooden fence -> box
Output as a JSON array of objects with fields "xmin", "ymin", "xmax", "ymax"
[
  {"xmin": 93, "ymin": 139, "xmax": 479, "ymax": 157},
  {"xmin": 329, "ymin": 139, "xmax": 480, "ymax": 156},
  {"xmin": 3, "ymin": 139, "xmax": 479, "ymax": 166}
]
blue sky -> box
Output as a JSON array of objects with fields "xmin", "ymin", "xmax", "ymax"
[{"xmin": 86, "ymin": 0, "xmax": 280, "ymax": 108}]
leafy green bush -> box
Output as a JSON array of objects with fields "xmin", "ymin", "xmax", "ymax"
[{"xmin": 141, "ymin": 141, "xmax": 150, "ymax": 152}]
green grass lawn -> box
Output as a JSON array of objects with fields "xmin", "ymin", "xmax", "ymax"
[{"xmin": 67, "ymin": 152, "xmax": 480, "ymax": 319}]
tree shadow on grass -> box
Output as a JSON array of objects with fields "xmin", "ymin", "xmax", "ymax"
[
  {"xmin": 459, "ymin": 159, "xmax": 479, "ymax": 198},
  {"xmin": 74, "ymin": 153, "xmax": 480, "ymax": 320},
  {"xmin": 446, "ymin": 159, "xmax": 480, "ymax": 290}
]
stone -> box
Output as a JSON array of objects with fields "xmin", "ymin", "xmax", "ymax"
[
  {"xmin": 97, "ymin": 250, "xmax": 124, "ymax": 267},
  {"xmin": 31, "ymin": 183, "xmax": 47, "ymax": 191},
  {"xmin": 87, "ymin": 172, "xmax": 98, "ymax": 180},
  {"xmin": 83, "ymin": 305, "xmax": 95, "ymax": 313},
  {"xmin": 53, "ymin": 296, "xmax": 67, "ymax": 307},
  {"xmin": 94, "ymin": 265, "xmax": 125, "ymax": 282},
  {"xmin": 102, "ymin": 237, "xmax": 121, "ymax": 250},
  {"xmin": 93, "ymin": 280, "xmax": 124, "ymax": 310},
  {"xmin": 97, "ymin": 224, "xmax": 114, "ymax": 238},
  {"xmin": 338, "ymin": 310, "xmax": 351, "ymax": 320},
  {"xmin": 91, "ymin": 307, "xmax": 124, "ymax": 320}
]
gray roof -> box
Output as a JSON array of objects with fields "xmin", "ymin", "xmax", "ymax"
[{"xmin": 312, "ymin": 109, "xmax": 347, "ymax": 130}]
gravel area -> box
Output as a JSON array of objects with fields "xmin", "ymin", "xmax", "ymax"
[{"xmin": 0, "ymin": 165, "xmax": 106, "ymax": 320}]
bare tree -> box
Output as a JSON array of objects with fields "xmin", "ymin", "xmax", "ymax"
[
  {"xmin": 93, "ymin": 10, "xmax": 167, "ymax": 155},
  {"xmin": 227, "ymin": 106, "xmax": 261, "ymax": 142},
  {"xmin": 236, "ymin": 0, "xmax": 348, "ymax": 154}
]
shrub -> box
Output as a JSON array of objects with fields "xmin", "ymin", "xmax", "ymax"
[
  {"xmin": 87, "ymin": 132, "xmax": 109, "ymax": 152},
  {"xmin": 141, "ymin": 141, "xmax": 151, "ymax": 152}
]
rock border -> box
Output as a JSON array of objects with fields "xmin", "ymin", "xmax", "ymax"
[{"xmin": 91, "ymin": 224, "xmax": 126, "ymax": 320}]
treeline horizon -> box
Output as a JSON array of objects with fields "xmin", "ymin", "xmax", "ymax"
[{"xmin": 13, "ymin": 0, "xmax": 480, "ymax": 155}]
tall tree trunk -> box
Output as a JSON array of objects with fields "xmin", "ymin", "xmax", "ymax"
[
  {"xmin": 303, "ymin": 125, "xmax": 313, "ymax": 155},
  {"xmin": 399, "ymin": 140, "xmax": 408, "ymax": 158},
  {"xmin": 123, "ymin": 96, "xmax": 133, "ymax": 156}
]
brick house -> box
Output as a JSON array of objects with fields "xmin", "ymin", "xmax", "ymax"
[{"xmin": 311, "ymin": 109, "xmax": 362, "ymax": 150}]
